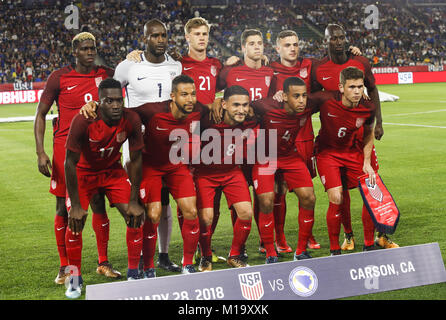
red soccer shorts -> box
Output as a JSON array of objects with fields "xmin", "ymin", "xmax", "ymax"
[
  {"xmin": 140, "ymin": 164, "xmax": 196, "ymax": 203},
  {"xmin": 194, "ymin": 167, "xmax": 252, "ymax": 210},
  {"xmin": 66, "ymin": 168, "xmax": 130, "ymax": 210},
  {"xmin": 316, "ymin": 150, "xmax": 368, "ymax": 191},
  {"xmin": 295, "ymin": 139, "xmax": 316, "ymax": 178},
  {"xmin": 252, "ymin": 156, "xmax": 313, "ymax": 195},
  {"xmin": 50, "ymin": 140, "xmax": 67, "ymax": 197}
]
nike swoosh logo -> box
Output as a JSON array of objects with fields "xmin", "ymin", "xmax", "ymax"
[
  {"xmin": 236, "ymin": 78, "xmax": 246, "ymax": 82},
  {"xmin": 137, "ymin": 76, "xmax": 147, "ymax": 81},
  {"xmin": 335, "ymin": 213, "xmax": 341, "ymax": 218},
  {"xmin": 102, "ymin": 222, "xmax": 109, "ymax": 227},
  {"xmin": 273, "ymin": 72, "xmax": 280, "ymax": 75},
  {"xmin": 327, "ymin": 113, "xmax": 338, "ymax": 118},
  {"xmin": 304, "ymin": 219, "xmax": 313, "ymax": 223},
  {"xmin": 56, "ymin": 227, "xmax": 65, "ymax": 231},
  {"xmin": 133, "ymin": 238, "xmax": 142, "ymax": 243},
  {"xmin": 89, "ymin": 138, "xmax": 100, "ymax": 142},
  {"xmin": 69, "ymin": 239, "xmax": 78, "ymax": 242},
  {"xmin": 147, "ymin": 235, "xmax": 156, "ymax": 239},
  {"xmin": 156, "ymin": 126, "xmax": 168, "ymax": 131},
  {"xmin": 322, "ymin": 77, "xmax": 332, "ymax": 80},
  {"xmin": 270, "ymin": 120, "xmax": 281, "ymax": 124},
  {"xmin": 243, "ymin": 226, "xmax": 250, "ymax": 229},
  {"xmin": 67, "ymin": 85, "xmax": 78, "ymax": 90},
  {"xmin": 184, "ymin": 67, "xmax": 193, "ymax": 70},
  {"xmin": 191, "ymin": 230, "xmax": 199, "ymax": 235},
  {"xmin": 264, "ymin": 222, "xmax": 273, "ymax": 228}
]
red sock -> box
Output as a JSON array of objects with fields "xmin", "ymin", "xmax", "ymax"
[
  {"xmin": 92, "ymin": 212, "xmax": 109, "ymax": 264},
  {"xmin": 229, "ymin": 218, "xmax": 252, "ymax": 256},
  {"xmin": 273, "ymin": 192, "xmax": 287, "ymax": 246},
  {"xmin": 198, "ymin": 224, "xmax": 212, "ymax": 257},
  {"xmin": 54, "ymin": 215, "xmax": 68, "ymax": 267},
  {"xmin": 230, "ymin": 208, "xmax": 237, "ymax": 227},
  {"xmin": 341, "ymin": 189, "xmax": 353, "ymax": 234},
  {"xmin": 296, "ymin": 207, "xmax": 314, "ymax": 255},
  {"xmin": 181, "ymin": 217, "xmax": 200, "ymax": 266},
  {"xmin": 142, "ymin": 220, "xmax": 158, "ymax": 270},
  {"xmin": 177, "ymin": 207, "xmax": 184, "ymax": 231},
  {"xmin": 258, "ymin": 212, "xmax": 276, "ymax": 257},
  {"xmin": 65, "ymin": 229, "xmax": 82, "ymax": 276},
  {"xmin": 362, "ymin": 204, "xmax": 375, "ymax": 246},
  {"xmin": 126, "ymin": 226, "xmax": 143, "ymax": 270},
  {"xmin": 326, "ymin": 202, "xmax": 342, "ymax": 251}
]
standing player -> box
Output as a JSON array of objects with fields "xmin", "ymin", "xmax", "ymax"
[
  {"xmin": 195, "ymin": 85, "xmax": 255, "ymax": 271},
  {"xmin": 313, "ymin": 67, "xmax": 378, "ymax": 255},
  {"xmin": 251, "ymin": 77, "xmax": 316, "ymax": 263},
  {"xmin": 311, "ymin": 24, "xmax": 398, "ymax": 250},
  {"xmin": 114, "ymin": 19, "xmax": 183, "ymax": 273},
  {"xmin": 64, "ymin": 78, "xmax": 145, "ymax": 298},
  {"xmin": 34, "ymin": 32, "xmax": 119, "ymax": 285}
]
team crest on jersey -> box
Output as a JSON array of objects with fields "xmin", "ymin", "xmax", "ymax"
[
  {"xmin": 265, "ymin": 76, "xmax": 271, "ymax": 87},
  {"xmin": 238, "ymin": 272, "xmax": 264, "ymax": 300},
  {"xmin": 170, "ymin": 72, "xmax": 177, "ymax": 79},
  {"xmin": 116, "ymin": 131, "xmax": 126, "ymax": 143},
  {"xmin": 210, "ymin": 65, "xmax": 217, "ymax": 77},
  {"xmin": 356, "ymin": 118, "xmax": 365, "ymax": 128},
  {"xmin": 299, "ymin": 67, "xmax": 308, "ymax": 79},
  {"xmin": 95, "ymin": 77, "xmax": 103, "ymax": 87}
]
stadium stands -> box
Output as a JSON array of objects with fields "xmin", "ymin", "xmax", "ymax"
[{"xmin": 0, "ymin": 0, "xmax": 444, "ymax": 84}]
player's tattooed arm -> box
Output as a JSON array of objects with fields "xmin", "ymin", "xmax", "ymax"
[
  {"xmin": 80, "ymin": 101, "xmax": 99, "ymax": 119},
  {"xmin": 65, "ymin": 149, "xmax": 88, "ymax": 235},
  {"xmin": 34, "ymin": 101, "xmax": 53, "ymax": 177}
]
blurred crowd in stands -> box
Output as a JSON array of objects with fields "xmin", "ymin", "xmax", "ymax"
[{"xmin": 0, "ymin": 0, "xmax": 444, "ymax": 84}]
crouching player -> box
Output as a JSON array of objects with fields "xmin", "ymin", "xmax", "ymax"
[{"xmin": 64, "ymin": 78, "xmax": 145, "ymax": 298}]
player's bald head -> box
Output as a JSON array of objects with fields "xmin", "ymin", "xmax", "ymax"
[
  {"xmin": 325, "ymin": 24, "xmax": 345, "ymax": 40},
  {"xmin": 144, "ymin": 19, "xmax": 167, "ymax": 36}
]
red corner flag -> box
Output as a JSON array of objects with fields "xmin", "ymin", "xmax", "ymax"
[{"xmin": 358, "ymin": 173, "xmax": 400, "ymax": 234}]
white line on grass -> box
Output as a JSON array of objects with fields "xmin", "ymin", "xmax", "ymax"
[
  {"xmin": 385, "ymin": 109, "xmax": 446, "ymax": 117},
  {"xmin": 383, "ymin": 122, "xmax": 446, "ymax": 129}
]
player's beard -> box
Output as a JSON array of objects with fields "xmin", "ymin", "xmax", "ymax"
[{"xmin": 176, "ymin": 102, "xmax": 194, "ymax": 115}]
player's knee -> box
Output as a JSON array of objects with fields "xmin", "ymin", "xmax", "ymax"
[
  {"xmin": 258, "ymin": 195, "xmax": 274, "ymax": 213},
  {"xmin": 147, "ymin": 205, "xmax": 162, "ymax": 223},
  {"xmin": 182, "ymin": 206, "xmax": 198, "ymax": 220},
  {"xmin": 299, "ymin": 191, "xmax": 316, "ymax": 209},
  {"xmin": 237, "ymin": 207, "xmax": 253, "ymax": 221},
  {"xmin": 328, "ymin": 192, "xmax": 343, "ymax": 205}
]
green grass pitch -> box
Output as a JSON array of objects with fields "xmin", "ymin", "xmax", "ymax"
[{"xmin": 0, "ymin": 83, "xmax": 445, "ymax": 300}]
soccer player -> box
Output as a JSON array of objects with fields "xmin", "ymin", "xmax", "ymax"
[
  {"xmin": 114, "ymin": 18, "xmax": 183, "ymax": 272},
  {"xmin": 311, "ymin": 24, "xmax": 398, "ymax": 250},
  {"xmin": 313, "ymin": 66, "xmax": 378, "ymax": 255},
  {"xmin": 251, "ymin": 77, "xmax": 316, "ymax": 263},
  {"xmin": 195, "ymin": 85, "xmax": 256, "ymax": 271},
  {"xmin": 34, "ymin": 32, "xmax": 119, "ymax": 285},
  {"xmin": 64, "ymin": 78, "xmax": 145, "ymax": 298}
]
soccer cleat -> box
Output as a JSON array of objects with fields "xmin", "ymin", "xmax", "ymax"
[
  {"xmin": 258, "ymin": 242, "xmax": 266, "ymax": 254},
  {"xmin": 227, "ymin": 255, "xmax": 249, "ymax": 268},
  {"xmin": 143, "ymin": 268, "xmax": 156, "ymax": 279},
  {"xmin": 330, "ymin": 249, "xmax": 341, "ymax": 256},
  {"xmin": 363, "ymin": 244, "xmax": 379, "ymax": 251},
  {"xmin": 294, "ymin": 251, "xmax": 312, "ymax": 261},
  {"xmin": 375, "ymin": 233, "xmax": 399, "ymax": 249},
  {"xmin": 65, "ymin": 276, "xmax": 83, "ymax": 299},
  {"xmin": 96, "ymin": 261, "xmax": 122, "ymax": 279},
  {"xmin": 211, "ymin": 249, "xmax": 219, "ymax": 263},
  {"xmin": 157, "ymin": 258, "xmax": 182, "ymax": 273},
  {"xmin": 341, "ymin": 232, "xmax": 355, "ymax": 251},
  {"xmin": 198, "ymin": 256, "xmax": 212, "ymax": 272},
  {"xmin": 275, "ymin": 242, "xmax": 293, "ymax": 253},
  {"xmin": 127, "ymin": 268, "xmax": 139, "ymax": 281},
  {"xmin": 54, "ymin": 266, "xmax": 70, "ymax": 285},
  {"xmin": 265, "ymin": 256, "xmax": 279, "ymax": 264},
  {"xmin": 181, "ymin": 264, "xmax": 196, "ymax": 274},
  {"xmin": 307, "ymin": 235, "xmax": 321, "ymax": 249}
]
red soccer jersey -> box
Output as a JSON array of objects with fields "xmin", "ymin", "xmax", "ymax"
[
  {"xmin": 251, "ymin": 97, "xmax": 313, "ymax": 159},
  {"xmin": 65, "ymin": 109, "xmax": 144, "ymax": 173},
  {"xmin": 311, "ymin": 54, "xmax": 376, "ymax": 92},
  {"xmin": 132, "ymin": 101, "xmax": 209, "ymax": 167},
  {"xmin": 269, "ymin": 58, "xmax": 313, "ymax": 94},
  {"xmin": 195, "ymin": 118, "xmax": 259, "ymax": 173},
  {"xmin": 181, "ymin": 55, "xmax": 222, "ymax": 105},
  {"xmin": 312, "ymin": 91, "xmax": 375, "ymax": 153},
  {"xmin": 217, "ymin": 63, "xmax": 274, "ymax": 101},
  {"xmin": 40, "ymin": 65, "xmax": 114, "ymax": 142}
]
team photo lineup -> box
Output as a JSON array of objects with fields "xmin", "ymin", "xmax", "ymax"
[{"xmin": 3, "ymin": 0, "xmax": 438, "ymax": 300}]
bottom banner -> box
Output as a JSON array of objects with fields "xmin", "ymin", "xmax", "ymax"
[{"xmin": 86, "ymin": 243, "xmax": 445, "ymax": 300}]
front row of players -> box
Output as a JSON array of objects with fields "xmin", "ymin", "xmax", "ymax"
[{"xmin": 64, "ymin": 68, "xmax": 385, "ymax": 297}]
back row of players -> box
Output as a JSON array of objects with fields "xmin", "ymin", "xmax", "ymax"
[{"xmin": 34, "ymin": 17, "xmax": 398, "ymax": 299}]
